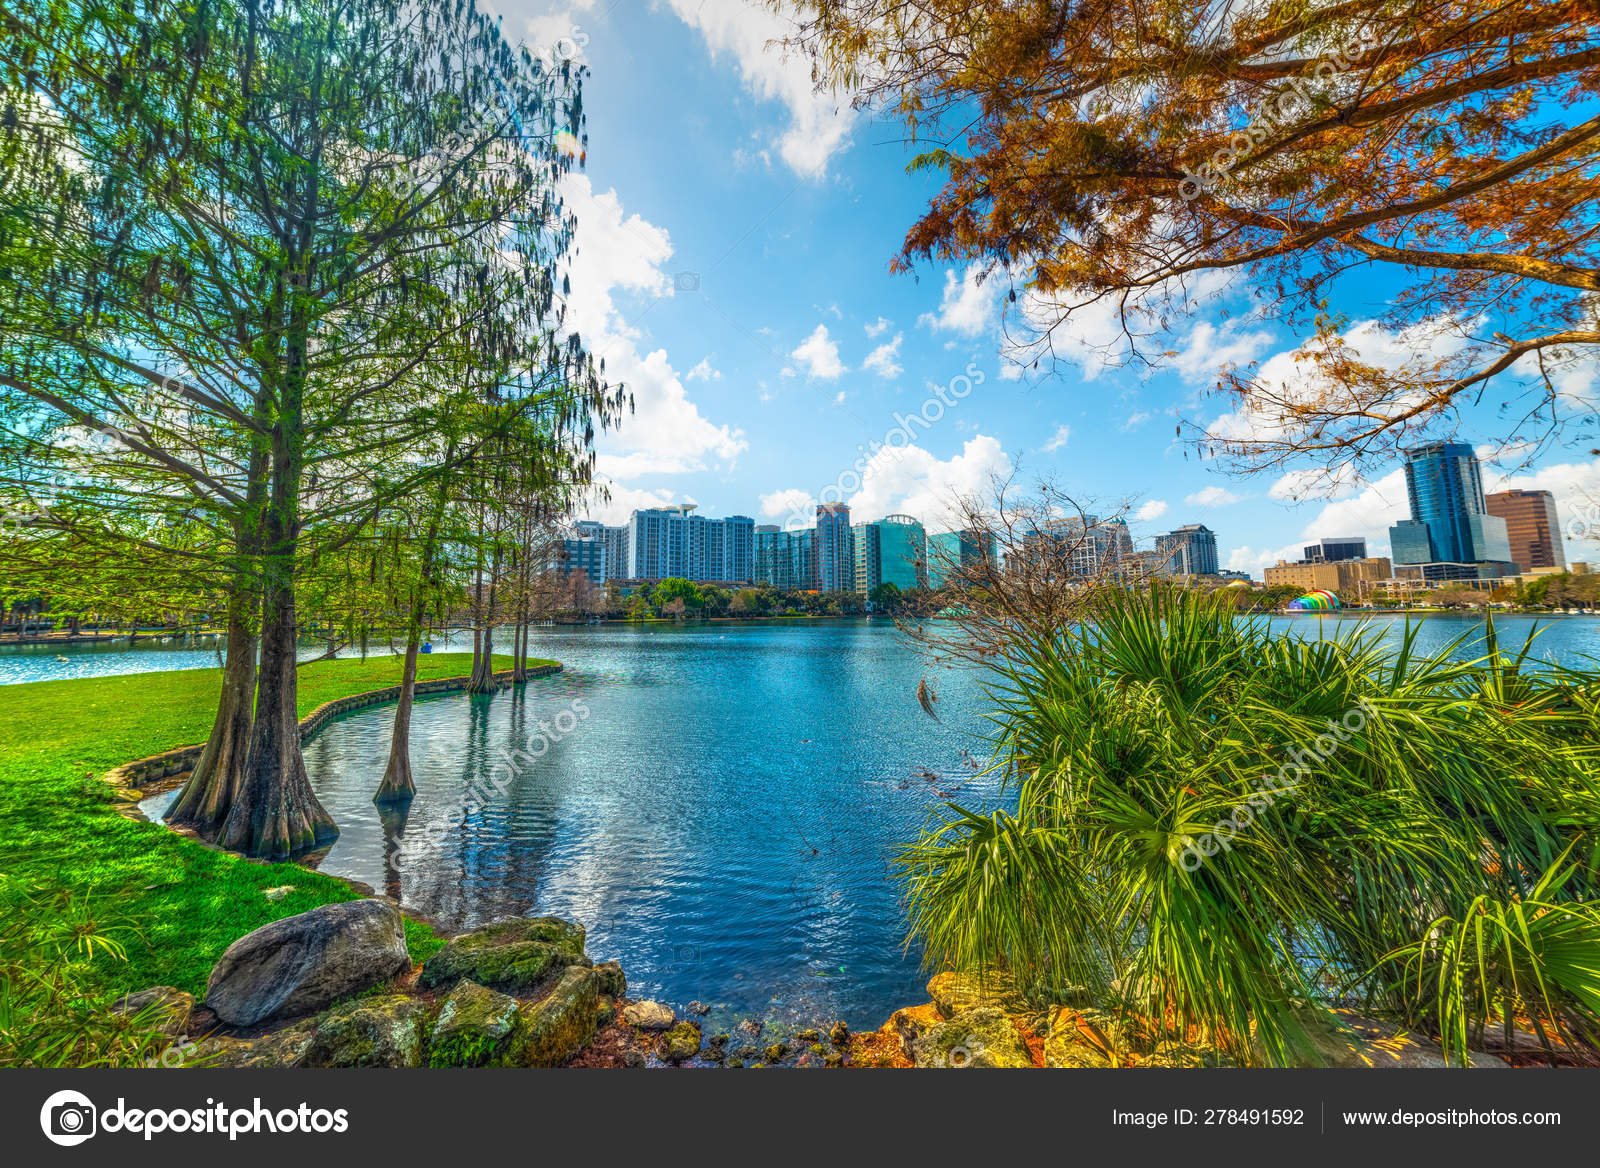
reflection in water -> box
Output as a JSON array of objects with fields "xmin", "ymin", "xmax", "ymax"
[{"xmin": 117, "ymin": 614, "xmax": 1600, "ymax": 1030}]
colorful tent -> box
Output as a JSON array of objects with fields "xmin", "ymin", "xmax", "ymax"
[{"xmin": 1287, "ymin": 589, "xmax": 1341, "ymax": 611}]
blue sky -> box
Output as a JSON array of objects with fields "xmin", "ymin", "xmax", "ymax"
[{"xmin": 500, "ymin": 0, "xmax": 1600, "ymax": 576}]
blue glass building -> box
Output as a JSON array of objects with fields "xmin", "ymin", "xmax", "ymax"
[{"xmin": 1388, "ymin": 442, "xmax": 1512, "ymax": 569}]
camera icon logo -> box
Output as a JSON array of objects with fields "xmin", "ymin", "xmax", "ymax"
[
  {"xmin": 673, "ymin": 271, "xmax": 700, "ymax": 292},
  {"xmin": 39, "ymin": 1089, "xmax": 97, "ymax": 1146}
]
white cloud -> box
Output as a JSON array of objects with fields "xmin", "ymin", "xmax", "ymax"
[
  {"xmin": 1121, "ymin": 410, "xmax": 1152, "ymax": 430},
  {"xmin": 865, "ymin": 316, "xmax": 893, "ymax": 338},
  {"xmin": 790, "ymin": 323, "xmax": 846, "ymax": 379},
  {"xmin": 1171, "ymin": 319, "xmax": 1274, "ymax": 384},
  {"xmin": 1041, "ymin": 424, "xmax": 1071, "ymax": 453},
  {"xmin": 580, "ymin": 483, "xmax": 692, "ymax": 527},
  {"xmin": 561, "ymin": 174, "xmax": 747, "ymax": 478},
  {"xmin": 1135, "ymin": 499, "xmax": 1169, "ymax": 522},
  {"xmin": 760, "ymin": 487, "xmax": 817, "ymax": 523},
  {"xmin": 1484, "ymin": 458, "xmax": 1600, "ymax": 556},
  {"xmin": 847, "ymin": 435, "xmax": 1014, "ymax": 530},
  {"xmin": 1288, "ymin": 467, "xmax": 1410, "ymax": 558},
  {"xmin": 1207, "ymin": 316, "xmax": 1472, "ymax": 447},
  {"xmin": 1185, "ymin": 485, "xmax": 1244, "ymax": 507},
  {"xmin": 1267, "ymin": 465, "xmax": 1363, "ymax": 502},
  {"xmin": 834, "ymin": 390, "xmax": 846, "ymax": 404},
  {"xmin": 862, "ymin": 332, "xmax": 904, "ymax": 379},
  {"xmin": 918, "ymin": 265, "xmax": 999, "ymax": 337},
  {"xmin": 1226, "ymin": 545, "xmax": 1298, "ymax": 574},
  {"xmin": 686, "ymin": 357, "xmax": 721, "ymax": 383},
  {"xmin": 663, "ymin": 0, "xmax": 855, "ymax": 178}
]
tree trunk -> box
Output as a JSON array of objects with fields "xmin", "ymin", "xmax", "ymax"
[
  {"xmin": 374, "ymin": 635, "xmax": 420, "ymax": 803},
  {"xmin": 222, "ymin": 520, "xmax": 337, "ymax": 859},
  {"xmin": 166, "ymin": 599, "xmax": 257, "ymax": 833},
  {"xmin": 512, "ymin": 614, "xmax": 527, "ymax": 682}
]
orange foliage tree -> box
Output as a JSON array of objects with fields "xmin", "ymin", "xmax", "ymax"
[{"xmin": 782, "ymin": 0, "xmax": 1600, "ymax": 475}]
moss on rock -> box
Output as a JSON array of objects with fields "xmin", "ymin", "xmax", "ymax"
[
  {"xmin": 519, "ymin": 966, "xmax": 600, "ymax": 1068},
  {"xmin": 418, "ymin": 917, "xmax": 587, "ymax": 994},
  {"xmin": 304, "ymin": 994, "xmax": 427, "ymax": 1068},
  {"xmin": 428, "ymin": 980, "xmax": 523, "ymax": 1067},
  {"xmin": 911, "ymin": 1007, "xmax": 1033, "ymax": 1068}
]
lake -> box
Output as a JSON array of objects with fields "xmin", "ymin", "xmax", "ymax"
[{"xmin": 34, "ymin": 612, "xmax": 1600, "ymax": 1031}]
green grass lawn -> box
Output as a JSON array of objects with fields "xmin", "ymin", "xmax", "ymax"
[{"xmin": 0, "ymin": 653, "xmax": 550, "ymax": 999}]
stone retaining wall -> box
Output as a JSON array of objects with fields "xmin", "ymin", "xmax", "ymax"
[{"xmin": 103, "ymin": 663, "xmax": 562, "ymax": 795}]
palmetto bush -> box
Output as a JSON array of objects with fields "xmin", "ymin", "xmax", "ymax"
[{"xmin": 900, "ymin": 587, "xmax": 1600, "ymax": 1065}]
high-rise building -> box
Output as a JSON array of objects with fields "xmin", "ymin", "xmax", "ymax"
[
  {"xmin": 1155, "ymin": 524, "xmax": 1219, "ymax": 576},
  {"xmin": 1388, "ymin": 442, "xmax": 1512, "ymax": 569},
  {"xmin": 1025, "ymin": 515, "xmax": 1133, "ymax": 578},
  {"xmin": 552, "ymin": 537, "xmax": 606, "ymax": 583},
  {"xmin": 1485, "ymin": 489, "xmax": 1566, "ymax": 572},
  {"xmin": 851, "ymin": 522, "xmax": 881, "ymax": 596},
  {"xmin": 927, "ymin": 528, "xmax": 998, "ymax": 587},
  {"xmin": 754, "ymin": 525, "xmax": 816, "ymax": 589},
  {"xmin": 875, "ymin": 514, "xmax": 927, "ymax": 591},
  {"xmin": 573, "ymin": 520, "xmax": 628, "ymax": 582},
  {"xmin": 1303, "ymin": 536, "xmax": 1368, "ymax": 563},
  {"xmin": 623, "ymin": 505, "xmax": 756, "ymax": 583},
  {"xmin": 815, "ymin": 503, "xmax": 854, "ymax": 592}
]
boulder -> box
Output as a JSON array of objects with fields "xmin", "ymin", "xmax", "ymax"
[
  {"xmin": 764, "ymin": 1041, "xmax": 790, "ymax": 1063},
  {"xmin": 195, "ymin": 1022, "xmax": 317, "ymax": 1069},
  {"xmin": 661, "ymin": 1021, "xmax": 703, "ymax": 1063},
  {"xmin": 828, "ymin": 1021, "xmax": 849, "ymax": 1047},
  {"xmin": 203, "ymin": 900, "xmax": 410, "ymax": 1026},
  {"xmin": 418, "ymin": 917, "xmax": 587, "ymax": 993},
  {"xmin": 519, "ymin": 966, "xmax": 600, "ymax": 1067},
  {"xmin": 112, "ymin": 986, "xmax": 193, "ymax": 1042},
  {"xmin": 303, "ymin": 994, "xmax": 427, "ymax": 1068},
  {"xmin": 887, "ymin": 1002, "xmax": 943, "ymax": 1059},
  {"xmin": 428, "ymin": 980, "xmax": 523, "ymax": 1067},
  {"xmin": 623, "ymin": 1000, "xmax": 675, "ymax": 1030},
  {"xmin": 594, "ymin": 960, "xmax": 627, "ymax": 998},
  {"xmin": 911, "ymin": 1007, "xmax": 1033, "ymax": 1068},
  {"xmin": 927, "ymin": 971, "xmax": 1026, "ymax": 1019}
]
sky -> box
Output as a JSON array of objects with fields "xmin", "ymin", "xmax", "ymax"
[{"xmin": 494, "ymin": 0, "xmax": 1600, "ymax": 577}]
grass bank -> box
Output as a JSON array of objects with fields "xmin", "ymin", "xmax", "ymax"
[{"xmin": 0, "ymin": 653, "xmax": 546, "ymax": 1000}]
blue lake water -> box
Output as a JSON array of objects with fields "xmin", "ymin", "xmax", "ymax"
[{"xmin": 28, "ymin": 612, "xmax": 1600, "ymax": 1031}]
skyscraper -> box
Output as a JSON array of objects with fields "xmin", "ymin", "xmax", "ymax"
[
  {"xmin": 851, "ymin": 522, "xmax": 881, "ymax": 596},
  {"xmin": 754, "ymin": 525, "xmax": 816, "ymax": 589},
  {"xmin": 927, "ymin": 528, "xmax": 997, "ymax": 587},
  {"xmin": 875, "ymin": 514, "xmax": 927, "ymax": 591},
  {"xmin": 623, "ymin": 505, "xmax": 756, "ymax": 583},
  {"xmin": 815, "ymin": 503, "xmax": 854, "ymax": 592},
  {"xmin": 1484, "ymin": 489, "xmax": 1566, "ymax": 572},
  {"xmin": 1387, "ymin": 442, "xmax": 1512, "ymax": 571},
  {"xmin": 1025, "ymin": 515, "xmax": 1133, "ymax": 578},
  {"xmin": 1156, "ymin": 524, "xmax": 1219, "ymax": 576},
  {"xmin": 574, "ymin": 520, "xmax": 628, "ymax": 581},
  {"xmin": 1303, "ymin": 536, "xmax": 1367, "ymax": 563}
]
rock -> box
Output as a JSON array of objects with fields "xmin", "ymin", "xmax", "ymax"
[
  {"xmin": 428, "ymin": 980, "xmax": 523, "ymax": 1067},
  {"xmin": 686, "ymin": 999, "xmax": 711, "ymax": 1016},
  {"xmin": 263, "ymin": 885, "xmax": 296, "ymax": 902},
  {"xmin": 661, "ymin": 1021, "xmax": 703, "ymax": 1063},
  {"xmin": 911, "ymin": 1007, "xmax": 1033, "ymax": 1068},
  {"xmin": 1043, "ymin": 1007, "xmax": 1125, "ymax": 1069},
  {"xmin": 738, "ymin": 1018, "xmax": 764, "ymax": 1036},
  {"xmin": 927, "ymin": 971, "xmax": 1026, "ymax": 1019},
  {"xmin": 797, "ymin": 1027, "xmax": 821, "ymax": 1042},
  {"xmin": 707, "ymin": 1032, "xmax": 729, "ymax": 1049},
  {"xmin": 622, "ymin": 1048, "xmax": 647, "ymax": 1068},
  {"xmin": 594, "ymin": 960, "xmax": 627, "ymax": 998},
  {"xmin": 824, "ymin": 1051, "xmax": 845, "ymax": 1068},
  {"xmin": 196, "ymin": 1022, "xmax": 317, "ymax": 1069},
  {"xmin": 764, "ymin": 1042, "xmax": 789, "ymax": 1063},
  {"xmin": 596, "ymin": 999, "xmax": 616, "ymax": 1027},
  {"xmin": 887, "ymin": 1002, "xmax": 943, "ymax": 1059},
  {"xmin": 203, "ymin": 900, "xmax": 410, "ymax": 1027},
  {"xmin": 112, "ymin": 987, "xmax": 193, "ymax": 1042},
  {"xmin": 303, "ymin": 994, "xmax": 427, "ymax": 1068},
  {"xmin": 418, "ymin": 917, "xmax": 587, "ymax": 993},
  {"xmin": 519, "ymin": 966, "xmax": 600, "ymax": 1067},
  {"xmin": 828, "ymin": 1021, "xmax": 849, "ymax": 1046},
  {"xmin": 623, "ymin": 1000, "xmax": 676, "ymax": 1031}
]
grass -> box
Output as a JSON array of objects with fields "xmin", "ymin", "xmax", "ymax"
[{"xmin": 0, "ymin": 652, "xmax": 550, "ymax": 1004}]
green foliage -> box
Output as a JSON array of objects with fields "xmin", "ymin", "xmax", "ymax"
[
  {"xmin": 899, "ymin": 587, "xmax": 1600, "ymax": 1065},
  {"xmin": 0, "ymin": 654, "xmax": 534, "ymax": 1024}
]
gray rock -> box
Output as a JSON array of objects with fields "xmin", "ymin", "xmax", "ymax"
[
  {"xmin": 594, "ymin": 959, "xmax": 627, "ymax": 997},
  {"xmin": 203, "ymin": 900, "xmax": 410, "ymax": 1027},
  {"xmin": 429, "ymin": 980, "xmax": 523, "ymax": 1067},
  {"xmin": 303, "ymin": 994, "xmax": 427, "ymax": 1068},
  {"xmin": 519, "ymin": 966, "xmax": 600, "ymax": 1067},
  {"xmin": 418, "ymin": 916, "xmax": 587, "ymax": 993},
  {"xmin": 622, "ymin": 1000, "xmax": 676, "ymax": 1030},
  {"xmin": 112, "ymin": 986, "xmax": 194, "ymax": 1042}
]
